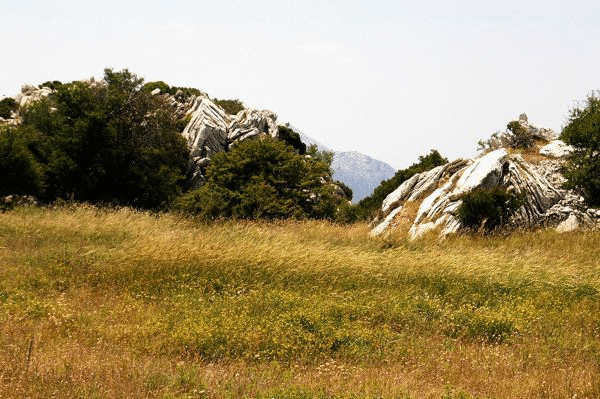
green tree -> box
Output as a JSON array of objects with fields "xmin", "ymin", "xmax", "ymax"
[
  {"xmin": 0, "ymin": 127, "xmax": 45, "ymax": 196},
  {"xmin": 356, "ymin": 150, "xmax": 448, "ymax": 220},
  {"xmin": 560, "ymin": 91, "xmax": 600, "ymax": 206},
  {"xmin": 18, "ymin": 68, "xmax": 188, "ymax": 209},
  {"xmin": 506, "ymin": 120, "xmax": 534, "ymax": 149},
  {"xmin": 176, "ymin": 136, "xmax": 343, "ymax": 220},
  {"xmin": 143, "ymin": 81, "xmax": 172, "ymax": 95}
]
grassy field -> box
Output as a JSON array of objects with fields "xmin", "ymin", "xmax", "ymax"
[{"xmin": 1, "ymin": 205, "xmax": 600, "ymax": 398}]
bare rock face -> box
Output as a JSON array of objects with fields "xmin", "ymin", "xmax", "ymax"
[
  {"xmin": 182, "ymin": 96, "xmax": 231, "ymax": 187},
  {"xmin": 539, "ymin": 140, "xmax": 574, "ymax": 158},
  {"xmin": 14, "ymin": 85, "xmax": 53, "ymax": 108},
  {"xmin": 227, "ymin": 108, "xmax": 279, "ymax": 144},
  {"xmin": 371, "ymin": 117, "xmax": 599, "ymax": 239},
  {"xmin": 180, "ymin": 95, "xmax": 279, "ymax": 188}
]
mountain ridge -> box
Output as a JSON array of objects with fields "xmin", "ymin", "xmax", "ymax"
[{"xmin": 288, "ymin": 125, "xmax": 396, "ymax": 202}]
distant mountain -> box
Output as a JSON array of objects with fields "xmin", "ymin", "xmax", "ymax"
[
  {"xmin": 331, "ymin": 151, "xmax": 396, "ymax": 202},
  {"xmin": 288, "ymin": 125, "xmax": 396, "ymax": 202}
]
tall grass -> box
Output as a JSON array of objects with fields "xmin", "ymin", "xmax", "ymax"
[{"xmin": 1, "ymin": 204, "xmax": 600, "ymax": 398}]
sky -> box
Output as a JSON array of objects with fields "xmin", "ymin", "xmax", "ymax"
[{"xmin": 1, "ymin": 0, "xmax": 599, "ymax": 169}]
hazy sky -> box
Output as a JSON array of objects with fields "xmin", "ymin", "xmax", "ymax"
[{"xmin": 1, "ymin": 1, "xmax": 599, "ymax": 169}]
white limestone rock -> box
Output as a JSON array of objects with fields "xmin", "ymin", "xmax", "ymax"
[
  {"xmin": 370, "ymin": 120, "xmax": 584, "ymax": 239},
  {"xmin": 539, "ymin": 140, "xmax": 574, "ymax": 158},
  {"xmin": 556, "ymin": 214, "xmax": 579, "ymax": 233},
  {"xmin": 227, "ymin": 108, "xmax": 278, "ymax": 145},
  {"xmin": 518, "ymin": 119, "xmax": 556, "ymax": 142},
  {"xmin": 180, "ymin": 96, "xmax": 280, "ymax": 188}
]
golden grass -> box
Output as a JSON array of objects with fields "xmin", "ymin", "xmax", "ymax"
[{"xmin": 1, "ymin": 204, "xmax": 600, "ymax": 398}]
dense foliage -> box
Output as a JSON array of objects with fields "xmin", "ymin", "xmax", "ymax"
[
  {"xmin": 176, "ymin": 136, "xmax": 346, "ymax": 220},
  {"xmin": 277, "ymin": 125, "xmax": 306, "ymax": 154},
  {"xmin": 0, "ymin": 127, "xmax": 45, "ymax": 196},
  {"xmin": 560, "ymin": 91, "xmax": 600, "ymax": 206},
  {"xmin": 7, "ymin": 69, "xmax": 188, "ymax": 209},
  {"xmin": 213, "ymin": 98, "xmax": 245, "ymax": 115},
  {"xmin": 456, "ymin": 187, "xmax": 524, "ymax": 233},
  {"xmin": 506, "ymin": 120, "xmax": 535, "ymax": 149},
  {"xmin": 355, "ymin": 149, "xmax": 448, "ymax": 219},
  {"xmin": 0, "ymin": 98, "xmax": 17, "ymax": 119}
]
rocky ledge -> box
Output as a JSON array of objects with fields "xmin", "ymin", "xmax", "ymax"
[
  {"xmin": 371, "ymin": 116, "xmax": 597, "ymax": 239},
  {"xmin": 181, "ymin": 95, "xmax": 279, "ymax": 188}
]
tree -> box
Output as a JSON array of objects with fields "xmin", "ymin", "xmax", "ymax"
[
  {"xmin": 0, "ymin": 127, "xmax": 44, "ymax": 196},
  {"xmin": 213, "ymin": 99, "xmax": 245, "ymax": 115},
  {"xmin": 17, "ymin": 68, "xmax": 188, "ymax": 209},
  {"xmin": 175, "ymin": 136, "xmax": 344, "ymax": 220},
  {"xmin": 277, "ymin": 125, "xmax": 306, "ymax": 154},
  {"xmin": 560, "ymin": 91, "xmax": 600, "ymax": 206}
]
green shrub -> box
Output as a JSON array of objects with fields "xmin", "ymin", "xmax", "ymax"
[
  {"xmin": 277, "ymin": 125, "xmax": 306, "ymax": 154},
  {"xmin": 19, "ymin": 68, "xmax": 188, "ymax": 209},
  {"xmin": 560, "ymin": 91, "xmax": 600, "ymax": 206},
  {"xmin": 175, "ymin": 136, "xmax": 342, "ymax": 220},
  {"xmin": 143, "ymin": 81, "xmax": 172, "ymax": 95},
  {"xmin": 456, "ymin": 187, "xmax": 524, "ymax": 233},
  {"xmin": 213, "ymin": 98, "xmax": 245, "ymax": 115},
  {"xmin": 0, "ymin": 97, "xmax": 17, "ymax": 119},
  {"xmin": 38, "ymin": 80, "xmax": 62, "ymax": 90},
  {"xmin": 335, "ymin": 180, "xmax": 353, "ymax": 201},
  {"xmin": 506, "ymin": 120, "xmax": 534, "ymax": 149},
  {"xmin": 172, "ymin": 86, "xmax": 201, "ymax": 98}
]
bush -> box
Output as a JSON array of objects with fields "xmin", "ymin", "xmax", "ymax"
[
  {"xmin": 38, "ymin": 81, "xmax": 62, "ymax": 90},
  {"xmin": 175, "ymin": 136, "xmax": 343, "ymax": 220},
  {"xmin": 0, "ymin": 98, "xmax": 17, "ymax": 119},
  {"xmin": 335, "ymin": 180, "xmax": 353, "ymax": 201},
  {"xmin": 277, "ymin": 125, "xmax": 306, "ymax": 155},
  {"xmin": 456, "ymin": 187, "xmax": 524, "ymax": 233},
  {"xmin": 560, "ymin": 91, "xmax": 600, "ymax": 206},
  {"xmin": 143, "ymin": 81, "xmax": 172, "ymax": 95},
  {"xmin": 506, "ymin": 121, "xmax": 534, "ymax": 149},
  {"xmin": 213, "ymin": 99, "xmax": 245, "ymax": 115}
]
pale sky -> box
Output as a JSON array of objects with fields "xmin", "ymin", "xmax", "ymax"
[{"xmin": 1, "ymin": 1, "xmax": 599, "ymax": 169}]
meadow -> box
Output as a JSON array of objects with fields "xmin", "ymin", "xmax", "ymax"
[{"xmin": 1, "ymin": 204, "xmax": 600, "ymax": 398}]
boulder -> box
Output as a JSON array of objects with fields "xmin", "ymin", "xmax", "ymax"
[{"xmin": 556, "ymin": 213, "xmax": 579, "ymax": 233}]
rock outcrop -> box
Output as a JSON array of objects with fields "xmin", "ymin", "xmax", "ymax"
[
  {"xmin": 180, "ymin": 95, "xmax": 280, "ymax": 188},
  {"xmin": 371, "ymin": 117, "xmax": 599, "ymax": 239}
]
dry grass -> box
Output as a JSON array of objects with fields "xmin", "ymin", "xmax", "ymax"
[{"xmin": 1, "ymin": 204, "xmax": 600, "ymax": 398}]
